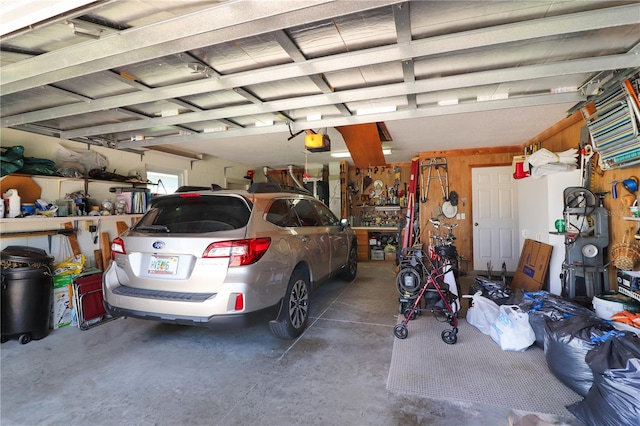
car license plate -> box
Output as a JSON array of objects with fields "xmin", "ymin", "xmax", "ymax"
[{"xmin": 148, "ymin": 255, "xmax": 179, "ymax": 275}]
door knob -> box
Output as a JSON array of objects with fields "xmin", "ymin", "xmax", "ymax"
[{"xmin": 474, "ymin": 223, "xmax": 478, "ymax": 226}]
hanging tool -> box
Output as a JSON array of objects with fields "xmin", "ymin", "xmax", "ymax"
[
  {"xmin": 394, "ymin": 166, "xmax": 401, "ymax": 184},
  {"xmin": 580, "ymin": 144, "xmax": 594, "ymax": 188}
]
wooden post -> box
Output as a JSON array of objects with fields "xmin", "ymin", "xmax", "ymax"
[{"xmin": 100, "ymin": 233, "xmax": 111, "ymax": 270}]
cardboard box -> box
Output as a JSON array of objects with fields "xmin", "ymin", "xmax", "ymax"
[
  {"xmin": 385, "ymin": 252, "xmax": 396, "ymax": 261},
  {"xmin": 51, "ymin": 275, "xmax": 75, "ymax": 329},
  {"xmin": 511, "ymin": 239, "xmax": 553, "ymax": 292},
  {"xmin": 617, "ymin": 270, "xmax": 640, "ymax": 302}
]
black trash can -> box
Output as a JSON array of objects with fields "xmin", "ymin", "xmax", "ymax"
[{"xmin": 1, "ymin": 246, "xmax": 54, "ymax": 344}]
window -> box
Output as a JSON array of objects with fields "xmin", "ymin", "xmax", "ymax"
[
  {"xmin": 290, "ymin": 199, "xmax": 321, "ymax": 227},
  {"xmin": 265, "ymin": 199, "xmax": 299, "ymax": 227},
  {"xmin": 313, "ymin": 201, "xmax": 340, "ymax": 226},
  {"xmin": 136, "ymin": 195, "xmax": 251, "ymax": 233},
  {"xmin": 146, "ymin": 169, "xmax": 182, "ymax": 194}
]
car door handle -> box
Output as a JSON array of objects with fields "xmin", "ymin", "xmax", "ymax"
[{"xmin": 300, "ymin": 236, "xmax": 311, "ymax": 243}]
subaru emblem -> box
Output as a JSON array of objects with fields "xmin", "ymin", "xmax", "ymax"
[{"xmin": 152, "ymin": 241, "xmax": 165, "ymax": 249}]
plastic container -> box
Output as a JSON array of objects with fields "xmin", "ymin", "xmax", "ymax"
[
  {"xmin": 371, "ymin": 249, "xmax": 384, "ymax": 260},
  {"xmin": 21, "ymin": 203, "xmax": 36, "ymax": 215},
  {"xmin": 3, "ymin": 188, "xmax": 21, "ymax": 218},
  {"xmin": 1, "ymin": 246, "xmax": 54, "ymax": 344},
  {"xmin": 592, "ymin": 291, "xmax": 640, "ymax": 320}
]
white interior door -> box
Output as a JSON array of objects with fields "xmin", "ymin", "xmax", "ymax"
[{"xmin": 472, "ymin": 166, "xmax": 519, "ymax": 272}]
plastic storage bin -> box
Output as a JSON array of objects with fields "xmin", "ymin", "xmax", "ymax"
[
  {"xmin": 1, "ymin": 246, "xmax": 54, "ymax": 344},
  {"xmin": 371, "ymin": 249, "xmax": 385, "ymax": 261},
  {"xmin": 592, "ymin": 291, "xmax": 640, "ymax": 320}
]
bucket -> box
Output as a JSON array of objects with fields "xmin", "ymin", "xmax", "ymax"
[{"xmin": 592, "ymin": 292, "xmax": 640, "ymax": 320}]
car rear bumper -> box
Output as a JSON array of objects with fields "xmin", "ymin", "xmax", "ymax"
[{"xmin": 103, "ymin": 300, "xmax": 279, "ymax": 328}]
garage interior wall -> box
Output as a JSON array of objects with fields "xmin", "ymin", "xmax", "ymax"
[
  {"xmin": 524, "ymin": 113, "xmax": 640, "ymax": 287},
  {"xmin": 3, "ymin": 111, "xmax": 640, "ymax": 286},
  {"xmin": 0, "ymin": 128, "xmax": 256, "ymax": 267}
]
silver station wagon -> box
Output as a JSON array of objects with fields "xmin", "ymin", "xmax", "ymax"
[{"xmin": 103, "ymin": 182, "xmax": 358, "ymax": 339}]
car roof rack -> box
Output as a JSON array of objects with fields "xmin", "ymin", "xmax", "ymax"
[
  {"xmin": 175, "ymin": 184, "xmax": 223, "ymax": 193},
  {"xmin": 248, "ymin": 182, "xmax": 312, "ymax": 195}
]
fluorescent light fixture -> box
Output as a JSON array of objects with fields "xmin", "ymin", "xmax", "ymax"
[
  {"xmin": 204, "ymin": 126, "xmax": 228, "ymax": 133},
  {"xmin": 331, "ymin": 149, "xmax": 392, "ymax": 158},
  {"xmin": 551, "ymin": 86, "xmax": 577, "ymax": 94},
  {"xmin": 161, "ymin": 109, "xmax": 179, "ymax": 117},
  {"xmin": 255, "ymin": 119, "xmax": 274, "ymax": 127},
  {"xmin": 307, "ymin": 114, "xmax": 322, "ymax": 121},
  {"xmin": 356, "ymin": 105, "xmax": 396, "ymax": 116},
  {"xmin": 477, "ymin": 93, "xmax": 509, "ymax": 102},
  {"xmin": 437, "ymin": 99, "xmax": 459, "ymax": 106}
]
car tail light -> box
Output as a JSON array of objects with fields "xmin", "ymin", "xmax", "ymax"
[
  {"xmin": 179, "ymin": 193, "xmax": 201, "ymax": 198},
  {"xmin": 234, "ymin": 294, "xmax": 244, "ymax": 311},
  {"xmin": 203, "ymin": 238, "xmax": 271, "ymax": 266},
  {"xmin": 111, "ymin": 237, "xmax": 126, "ymax": 259}
]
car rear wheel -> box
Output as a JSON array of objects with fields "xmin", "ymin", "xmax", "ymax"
[
  {"xmin": 269, "ymin": 269, "xmax": 310, "ymax": 339},
  {"xmin": 340, "ymin": 243, "xmax": 358, "ymax": 280}
]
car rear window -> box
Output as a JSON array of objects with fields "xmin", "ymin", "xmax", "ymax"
[{"xmin": 134, "ymin": 195, "xmax": 251, "ymax": 233}]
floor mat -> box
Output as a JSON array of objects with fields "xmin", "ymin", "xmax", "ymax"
[{"xmin": 386, "ymin": 316, "xmax": 580, "ymax": 417}]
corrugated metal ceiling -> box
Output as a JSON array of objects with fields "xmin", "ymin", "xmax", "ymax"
[{"xmin": 1, "ymin": 0, "xmax": 639, "ymax": 168}]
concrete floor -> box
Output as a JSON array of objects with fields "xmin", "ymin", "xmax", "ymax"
[{"xmin": 1, "ymin": 262, "xmax": 579, "ymax": 426}]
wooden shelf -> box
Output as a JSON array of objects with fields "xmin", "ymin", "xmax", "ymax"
[{"xmin": 0, "ymin": 214, "xmax": 143, "ymax": 225}]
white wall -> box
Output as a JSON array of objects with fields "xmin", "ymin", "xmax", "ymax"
[{"xmin": 1, "ymin": 128, "xmax": 253, "ymax": 188}]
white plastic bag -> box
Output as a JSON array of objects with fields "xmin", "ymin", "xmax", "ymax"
[
  {"xmin": 463, "ymin": 291, "xmax": 500, "ymax": 335},
  {"xmin": 55, "ymin": 144, "xmax": 108, "ymax": 176},
  {"xmin": 489, "ymin": 305, "xmax": 535, "ymax": 351},
  {"xmin": 443, "ymin": 267, "xmax": 460, "ymax": 313}
]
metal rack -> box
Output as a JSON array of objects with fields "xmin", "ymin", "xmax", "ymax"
[{"xmin": 420, "ymin": 157, "xmax": 449, "ymax": 203}]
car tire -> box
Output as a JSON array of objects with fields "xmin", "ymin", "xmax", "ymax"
[
  {"xmin": 269, "ymin": 269, "xmax": 310, "ymax": 339},
  {"xmin": 340, "ymin": 242, "xmax": 358, "ymax": 281}
]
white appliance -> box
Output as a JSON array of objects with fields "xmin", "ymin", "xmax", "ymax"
[{"xmin": 517, "ymin": 169, "xmax": 581, "ymax": 295}]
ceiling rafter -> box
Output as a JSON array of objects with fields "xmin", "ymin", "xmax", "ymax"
[
  {"xmin": 117, "ymin": 91, "xmax": 584, "ymax": 149},
  {"xmin": 2, "ymin": 4, "xmax": 635, "ymax": 128},
  {"xmin": 57, "ymin": 53, "xmax": 636, "ymax": 139},
  {"xmin": 271, "ymin": 29, "xmax": 350, "ymax": 117},
  {"xmin": 1, "ymin": 0, "xmax": 403, "ymax": 93}
]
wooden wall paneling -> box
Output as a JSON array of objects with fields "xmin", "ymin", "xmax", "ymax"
[
  {"xmin": 417, "ymin": 149, "xmax": 520, "ymax": 269},
  {"xmin": 346, "ymin": 162, "xmax": 411, "ymax": 212}
]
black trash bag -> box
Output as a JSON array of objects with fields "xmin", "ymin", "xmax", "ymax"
[
  {"xmin": 586, "ymin": 331, "xmax": 640, "ymax": 374},
  {"xmin": 521, "ymin": 291, "xmax": 595, "ymax": 349},
  {"xmin": 567, "ymin": 358, "xmax": 640, "ymax": 426},
  {"xmin": 470, "ymin": 277, "xmax": 512, "ymax": 305},
  {"xmin": 544, "ymin": 315, "xmax": 615, "ymax": 396}
]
